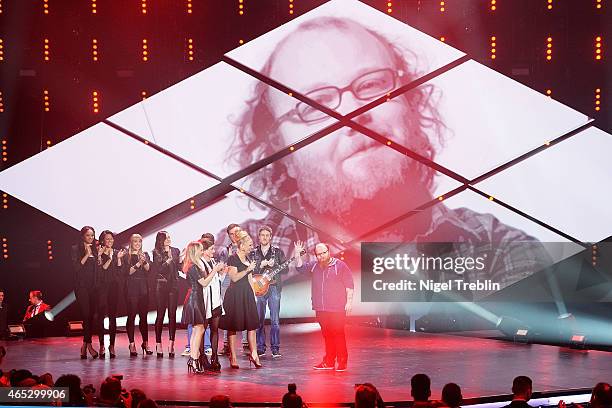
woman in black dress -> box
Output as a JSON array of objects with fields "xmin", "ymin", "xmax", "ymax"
[
  {"xmin": 152, "ymin": 231, "xmax": 181, "ymax": 358},
  {"xmin": 181, "ymin": 240, "xmax": 218, "ymax": 373},
  {"xmin": 219, "ymin": 231, "xmax": 262, "ymax": 369},
  {"xmin": 70, "ymin": 226, "xmax": 100, "ymax": 359},
  {"xmin": 96, "ymin": 230, "xmax": 125, "ymax": 358},
  {"xmin": 123, "ymin": 233, "xmax": 152, "ymax": 356}
]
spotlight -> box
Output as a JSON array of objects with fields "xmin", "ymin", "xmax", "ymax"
[
  {"xmin": 67, "ymin": 321, "xmax": 84, "ymax": 336},
  {"xmin": 569, "ymin": 334, "xmax": 587, "ymax": 349},
  {"xmin": 44, "ymin": 310, "xmax": 54, "ymax": 321},
  {"xmin": 496, "ymin": 316, "xmax": 530, "ymax": 342},
  {"xmin": 514, "ymin": 328, "xmax": 530, "ymax": 343},
  {"xmin": 8, "ymin": 324, "xmax": 26, "ymax": 337}
]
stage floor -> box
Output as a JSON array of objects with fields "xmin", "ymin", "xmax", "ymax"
[{"xmin": 1, "ymin": 323, "xmax": 610, "ymax": 403}]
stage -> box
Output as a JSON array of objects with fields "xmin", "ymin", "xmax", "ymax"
[{"xmin": 1, "ymin": 323, "xmax": 610, "ymax": 404}]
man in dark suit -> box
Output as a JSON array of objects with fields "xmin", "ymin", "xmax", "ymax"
[
  {"xmin": 0, "ymin": 289, "xmax": 8, "ymax": 339},
  {"xmin": 23, "ymin": 290, "xmax": 51, "ymax": 321},
  {"xmin": 503, "ymin": 376, "xmax": 533, "ymax": 408}
]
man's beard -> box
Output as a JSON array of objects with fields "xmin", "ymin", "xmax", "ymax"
[{"xmin": 290, "ymin": 147, "xmax": 414, "ymax": 221}]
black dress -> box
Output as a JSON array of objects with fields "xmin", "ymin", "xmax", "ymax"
[
  {"xmin": 219, "ymin": 254, "xmax": 259, "ymax": 331},
  {"xmin": 181, "ymin": 265, "xmax": 207, "ymax": 325}
]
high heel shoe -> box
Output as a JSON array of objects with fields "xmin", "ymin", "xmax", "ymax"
[
  {"xmin": 156, "ymin": 343, "xmax": 163, "ymax": 358},
  {"xmin": 187, "ymin": 357, "xmax": 204, "ymax": 374},
  {"xmin": 86, "ymin": 343, "xmax": 99, "ymax": 359},
  {"xmin": 141, "ymin": 343, "xmax": 153, "ymax": 356},
  {"xmin": 227, "ymin": 353, "xmax": 239, "ymax": 369},
  {"xmin": 99, "ymin": 345, "xmax": 106, "ymax": 359},
  {"xmin": 210, "ymin": 353, "xmax": 221, "ymax": 372},
  {"xmin": 129, "ymin": 343, "xmax": 138, "ymax": 357},
  {"xmin": 248, "ymin": 354, "xmax": 263, "ymax": 369},
  {"xmin": 109, "ymin": 345, "xmax": 116, "ymax": 359},
  {"xmin": 168, "ymin": 341, "xmax": 175, "ymax": 359},
  {"xmin": 80, "ymin": 343, "xmax": 87, "ymax": 359}
]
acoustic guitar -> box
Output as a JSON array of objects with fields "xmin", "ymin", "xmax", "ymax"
[{"xmin": 251, "ymin": 249, "xmax": 306, "ymax": 296}]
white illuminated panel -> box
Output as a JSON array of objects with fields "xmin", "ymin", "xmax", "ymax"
[
  {"xmin": 0, "ymin": 122, "xmax": 218, "ymax": 232},
  {"xmin": 476, "ymin": 127, "xmax": 612, "ymax": 242}
]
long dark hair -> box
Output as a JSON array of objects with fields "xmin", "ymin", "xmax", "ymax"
[
  {"xmin": 154, "ymin": 231, "xmax": 169, "ymax": 255},
  {"xmin": 78, "ymin": 225, "xmax": 97, "ymax": 258}
]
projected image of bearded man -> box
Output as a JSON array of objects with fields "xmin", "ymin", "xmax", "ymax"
[{"xmin": 224, "ymin": 16, "xmax": 551, "ymax": 289}]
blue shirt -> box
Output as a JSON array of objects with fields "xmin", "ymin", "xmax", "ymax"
[{"xmin": 296, "ymin": 257, "xmax": 354, "ymax": 312}]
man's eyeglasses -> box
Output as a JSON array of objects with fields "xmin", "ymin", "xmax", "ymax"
[
  {"xmin": 315, "ymin": 250, "xmax": 329, "ymax": 257},
  {"xmin": 293, "ymin": 68, "xmax": 400, "ymax": 123}
]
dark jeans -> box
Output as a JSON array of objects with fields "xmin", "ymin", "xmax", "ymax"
[
  {"xmin": 96, "ymin": 282, "xmax": 120, "ymax": 346},
  {"xmin": 316, "ymin": 310, "xmax": 347, "ymax": 365},
  {"xmin": 154, "ymin": 281, "xmax": 178, "ymax": 343},
  {"xmin": 126, "ymin": 279, "xmax": 149, "ymax": 343},
  {"xmin": 256, "ymin": 285, "xmax": 281, "ymax": 352},
  {"xmin": 75, "ymin": 286, "xmax": 97, "ymax": 343}
]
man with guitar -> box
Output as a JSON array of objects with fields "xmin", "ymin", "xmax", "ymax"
[{"xmin": 252, "ymin": 225, "xmax": 287, "ymax": 358}]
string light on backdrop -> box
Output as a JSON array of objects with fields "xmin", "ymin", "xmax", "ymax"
[
  {"xmin": 490, "ymin": 0, "xmax": 496, "ymax": 11},
  {"xmin": 187, "ymin": 0, "xmax": 192, "ymax": 14},
  {"xmin": 46, "ymin": 139, "xmax": 52, "ymax": 149},
  {"xmin": 142, "ymin": 39, "xmax": 148, "ymax": 62},
  {"xmin": 490, "ymin": 36, "xmax": 496, "ymax": 60},
  {"xmin": 0, "ymin": 38, "xmax": 3, "ymax": 62},
  {"xmin": 92, "ymin": 38, "xmax": 98, "ymax": 62},
  {"xmin": 387, "ymin": 1, "xmax": 392, "ymax": 14},
  {"xmin": 440, "ymin": 1, "xmax": 445, "ymax": 12},
  {"xmin": 47, "ymin": 240, "xmax": 53, "ymax": 261},
  {"xmin": 43, "ymin": 90, "xmax": 50, "ymax": 112},
  {"xmin": 547, "ymin": 0, "xmax": 553, "ymax": 10},
  {"xmin": 595, "ymin": 88, "xmax": 601, "ymax": 112},
  {"xmin": 238, "ymin": 0, "xmax": 244, "ymax": 16},
  {"xmin": 440, "ymin": 36, "xmax": 446, "ymax": 42},
  {"xmin": 0, "ymin": 91, "xmax": 3, "ymax": 112},
  {"xmin": 2, "ymin": 238, "xmax": 8, "ymax": 259},
  {"xmin": 92, "ymin": 91, "xmax": 99, "ymax": 114},
  {"xmin": 187, "ymin": 38, "xmax": 194, "ymax": 61},
  {"xmin": 595, "ymin": 36, "xmax": 603, "ymax": 60},
  {"xmin": 1, "ymin": 140, "xmax": 6, "ymax": 162},
  {"xmin": 546, "ymin": 36, "xmax": 553, "ymax": 61},
  {"xmin": 2, "ymin": 193, "xmax": 7, "ymax": 210},
  {"xmin": 44, "ymin": 38, "xmax": 50, "ymax": 62},
  {"xmin": 141, "ymin": 0, "xmax": 147, "ymax": 14},
  {"xmin": 290, "ymin": 0, "xmax": 295, "ymax": 15},
  {"xmin": 0, "ymin": 0, "xmax": 3, "ymax": 14},
  {"xmin": 91, "ymin": 0, "xmax": 96, "ymax": 14},
  {"xmin": 546, "ymin": 89, "xmax": 552, "ymax": 98},
  {"xmin": 141, "ymin": 90, "xmax": 147, "ymax": 100},
  {"xmin": 43, "ymin": 0, "xmax": 49, "ymax": 14},
  {"xmin": 190, "ymin": 199, "xmax": 195, "ymax": 210},
  {"xmin": 595, "ymin": 0, "xmax": 603, "ymax": 9}
]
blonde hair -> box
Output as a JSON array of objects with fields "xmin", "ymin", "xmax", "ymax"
[
  {"xmin": 236, "ymin": 231, "xmax": 252, "ymax": 251},
  {"xmin": 127, "ymin": 234, "xmax": 145, "ymax": 266},
  {"xmin": 182, "ymin": 241, "xmax": 204, "ymax": 273}
]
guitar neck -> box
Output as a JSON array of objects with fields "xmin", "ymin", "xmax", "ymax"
[{"xmin": 265, "ymin": 256, "xmax": 295, "ymax": 279}]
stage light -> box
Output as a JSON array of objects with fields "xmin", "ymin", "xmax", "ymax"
[
  {"xmin": 490, "ymin": 36, "xmax": 496, "ymax": 60},
  {"xmin": 238, "ymin": 0, "xmax": 244, "ymax": 16},
  {"xmin": 595, "ymin": 88, "xmax": 601, "ymax": 112},
  {"xmin": 91, "ymin": 0, "xmax": 96, "ymax": 14},
  {"xmin": 186, "ymin": 38, "xmax": 194, "ymax": 61},
  {"xmin": 2, "ymin": 193, "xmax": 7, "ymax": 209},
  {"xmin": 437, "ymin": 195, "xmax": 444, "ymax": 201},
  {"xmin": 440, "ymin": 1, "xmax": 445, "ymax": 12},
  {"xmin": 44, "ymin": 38, "xmax": 50, "ymax": 62},
  {"xmin": 141, "ymin": 0, "xmax": 147, "ymax": 14},
  {"xmin": 289, "ymin": 146, "xmax": 295, "ymax": 151},
  {"xmin": 141, "ymin": 90, "xmax": 147, "ymax": 100},
  {"xmin": 546, "ymin": 88, "xmax": 552, "ymax": 97},
  {"xmin": 2, "ymin": 237, "xmax": 8, "ymax": 259},
  {"xmin": 546, "ymin": 36, "xmax": 553, "ymax": 61},
  {"xmin": 496, "ymin": 316, "xmax": 530, "ymax": 340},
  {"xmin": 43, "ymin": 0, "xmax": 49, "ymax": 14},
  {"xmin": 92, "ymin": 38, "xmax": 98, "ymax": 62},
  {"xmin": 490, "ymin": 0, "xmax": 496, "ymax": 11},
  {"xmin": 187, "ymin": 0, "xmax": 192, "ymax": 14},
  {"xmin": 190, "ymin": 199, "xmax": 195, "ymax": 210},
  {"xmin": 595, "ymin": 36, "xmax": 603, "ymax": 60},
  {"xmin": 1, "ymin": 140, "xmax": 6, "ymax": 162},
  {"xmin": 514, "ymin": 328, "xmax": 530, "ymax": 343},
  {"xmin": 547, "ymin": 0, "xmax": 553, "ymax": 10},
  {"xmin": 43, "ymin": 89, "xmax": 50, "ymax": 112},
  {"xmin": 569, "ymin": 334, "xmax": 587, "ymax": 349},
  {"xmin": 142, "ymin": 39, "xmax": 148, "ymax": 62},
  {"xmin": 8, "ymin": 324, "xmax": 26, "ymax": 337},
  {"xmin": 67, "ymin": 321, "xmax": 84, "ymax": 336},
  {"xmin": 239, "ymin": 39, "xmax": 244, "ymax": 45},
  {"xmin": 92, "ymin": 90, "xmax": 99, "ymax": 114},
  {"xmin": 440, "ymin": 36, "xmax": 446, "ymax": 42},
  {"xmin": 0, "ymin": 91, "xmax": 3, "ymax": 112},
  {"xmin": 387, "ymin": 1, "xmax": 392, "ymax": 14},
  {"xmin": 0, "ymin": 38, "xmax": 3, "ymax": 61},
  {"xmin": 596, "ymin": 0, "xmax": 603, "ymax": 9},
  {"xmin": 0, "ymin": 0, "xmax": 3, "ymax": 14},
  {"xmin": 488, "ymin": 196, "xmax": 494, "ymax": 200},
  {"xmin": 47, "ymin": 240, "xmax": 53, "ymax": 261},
  {"xmin": 290, "ymin": 0, "xmax": 295, "ymax": 15},
  {"xmin": 46, "ymin": 139, "xmax": 52, "ymax": 149}
]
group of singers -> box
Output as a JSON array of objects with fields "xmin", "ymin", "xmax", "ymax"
[{"xmin": 71, "ymin": 222, "xmax": 354, "ymax": 373}]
